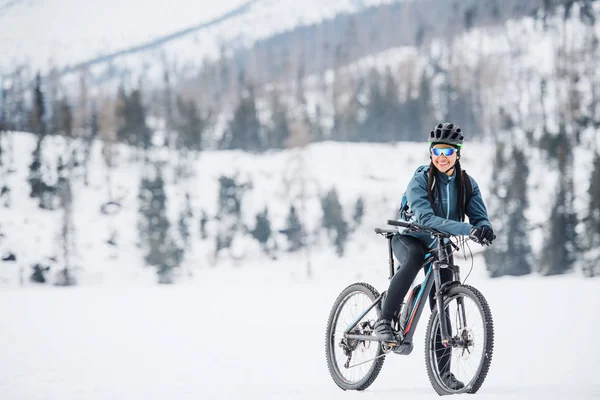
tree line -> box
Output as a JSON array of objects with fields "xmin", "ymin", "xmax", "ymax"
[{"xmin": 0, "ymin": 0, "xmax": 599, "ymax": 281}]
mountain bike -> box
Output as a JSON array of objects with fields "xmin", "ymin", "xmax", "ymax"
[{"xmin": 325, "ymin": 219, "xmax": 494, "ymax": 395}]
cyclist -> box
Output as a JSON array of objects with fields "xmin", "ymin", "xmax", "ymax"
[{"xmin": 375, "ymin": 122, "xmax": 495, "ymax": 389}]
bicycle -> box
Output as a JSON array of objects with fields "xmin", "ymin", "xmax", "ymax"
[{"xmin": 325, "ymin": 219, "xmax": 494, "ymax": 395}]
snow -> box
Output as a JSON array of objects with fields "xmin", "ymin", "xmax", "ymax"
[
  {"xmin": 0, "ymin": 129, "xmax": 595, "ymax": 284},
  {"xmin": 0, "ymin": 131, "xmax": 599, "ymax": 398},
  {"xmin": 0, "ymin": 0, "xmax": 400, "ymax": 73},
  {"xmin": 2, "ymin": 1, "xmax": 600, "ymax": 396},
  {"xmin": 0, "ymin": 0, "xmax": 250, "ymax": 72},
  {"xmin": 1, "ymin": 262, "xmax": 599, "ymax": 399}
]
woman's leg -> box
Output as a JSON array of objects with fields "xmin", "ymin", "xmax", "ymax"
[{"xmin": 380, "ymin": 234, "xmax": 428, "ymax": 320}]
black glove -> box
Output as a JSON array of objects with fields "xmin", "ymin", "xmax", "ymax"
[
  {"xmin": 469, "ymin": 225, "xmax": 495, "ymax": 245},
  {"xmin": 480, "ymin": 225, "xmax": 495, "ymax": 243}
]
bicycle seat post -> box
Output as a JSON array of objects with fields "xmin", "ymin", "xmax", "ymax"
[{"xmin": 387, "ymin": 234, "xmax": 395, "ymax": 280}]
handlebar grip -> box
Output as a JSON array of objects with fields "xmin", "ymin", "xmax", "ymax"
[{"xmin": 387, "ymin": 219, "xmax": 411, "ymax": 228}]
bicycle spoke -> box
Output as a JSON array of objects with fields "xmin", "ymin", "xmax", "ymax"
[
  {"xmin": 330, "ymin": 291, "xmax": 380, "ymax": 383},
  {"xmin": 428, "ymin": 292, "xmax": 488, "ymax": 392}
]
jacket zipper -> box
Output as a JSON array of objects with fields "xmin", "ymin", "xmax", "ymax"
[{"xmin": 446, "ymin": 183, "xmax": 450, "ymax": 219}]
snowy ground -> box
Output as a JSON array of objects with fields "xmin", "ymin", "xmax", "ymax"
[
  {"xmin": 1, "ymin": 131, "xmax": 600, "ymax": 399},
  {"xmin": 1, "ymin": 249, "xmax": 599, "ymax": 400}
]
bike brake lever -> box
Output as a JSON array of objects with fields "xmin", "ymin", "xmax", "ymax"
[{"xmin": 407, "ymin": 224, "xmax": 419, "ymax": 232}]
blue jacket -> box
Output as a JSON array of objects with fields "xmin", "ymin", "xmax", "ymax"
[{"xmin": 399, "ymin": 165, "xmax": 492, "ymax": 248}]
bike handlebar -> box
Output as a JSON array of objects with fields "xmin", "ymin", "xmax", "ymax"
[
  {"xmin": 386, "ymin": 219, "xmax": 450, "ymax": 237},
  {"xmin": 382, "ymin": 220, "xmax": 491, "ymax": 247}
]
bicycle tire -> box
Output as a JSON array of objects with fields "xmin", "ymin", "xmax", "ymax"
[
  {"xmin": 325, "ymin": 282, "xmax": 386, "ymax": 391},
  {"xmin": 424, "ymin": 284, "xmax": 494, "ymax": 395}
]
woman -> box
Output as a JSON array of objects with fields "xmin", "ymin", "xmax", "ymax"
[{"xmin": 375, "ymin": 122, "xmax": 495, "ymax": 389}]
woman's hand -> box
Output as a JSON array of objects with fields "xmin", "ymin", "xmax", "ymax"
[{"xmin": 469, "ymin": 225, "xmax": 495, "ymax": 245}]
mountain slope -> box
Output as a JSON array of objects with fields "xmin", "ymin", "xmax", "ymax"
[
  {"xmin": 0, "ymin": 128, "xmax": 595, "ymax": 287},
  {"xmin": 0, "ymin": 0, "xmax": 399, "ymax": 74}
]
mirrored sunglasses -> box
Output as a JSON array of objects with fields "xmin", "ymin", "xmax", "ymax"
[{"xmin": 431, "ymin": 147, "xmax": 456, "ymax": 157}]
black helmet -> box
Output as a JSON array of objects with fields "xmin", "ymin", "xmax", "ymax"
[{"xmin": 428, "ymin": 122, "xmax": 464, "ymax": 148}]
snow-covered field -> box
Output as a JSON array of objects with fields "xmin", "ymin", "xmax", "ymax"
[
  {"xmin": 1, "ymin": 258, "xmax": 599, "ymax": 399},
  {"xmin": 0, "ymin": 131, "xmax": 599, "ymax": 399}
]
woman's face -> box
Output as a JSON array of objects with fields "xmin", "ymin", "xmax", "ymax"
[{"xmin": 431, "ymin": 144, "xmax": 458, "ymax": 175}]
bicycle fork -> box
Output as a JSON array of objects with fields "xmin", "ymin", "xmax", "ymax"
[{"xmin": 433, "ymin": 261, "xmax": 453, "ymax": 347}]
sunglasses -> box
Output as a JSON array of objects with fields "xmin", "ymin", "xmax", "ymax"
[{"xmin": 431, "ymin": 147, "xmax": 456, "ymax": 157}]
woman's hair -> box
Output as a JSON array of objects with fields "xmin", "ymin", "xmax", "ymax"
[{"xmin": 427, "ymin": 161, "xmax": 467, "ymax": 221}]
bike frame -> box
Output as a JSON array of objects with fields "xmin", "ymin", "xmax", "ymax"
[{"xmin": 343, "ymin": 223, "xmax": 466, "ymax": 350}]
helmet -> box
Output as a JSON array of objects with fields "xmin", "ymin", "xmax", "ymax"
[{"xmin": 428, "ymin": 122, "xmax": 464, "ymax": 148}]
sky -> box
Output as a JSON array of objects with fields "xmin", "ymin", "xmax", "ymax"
[{"xmin": 0, "ymin": 0, "xmax": 250, "ymax": 71}]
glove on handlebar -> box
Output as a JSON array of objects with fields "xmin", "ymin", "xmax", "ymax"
[{"xmin": 469, "ymin": 225, "xmax": 495, "ymax": 245}]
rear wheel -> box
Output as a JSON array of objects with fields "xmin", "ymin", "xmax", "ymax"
[
  {"xmin": 325, "ymin": 282, "xmax": 386, "ymax": 391},
  {"xmin": 425, "ymin": 284, "xmax": 494, "ymax": 395}
]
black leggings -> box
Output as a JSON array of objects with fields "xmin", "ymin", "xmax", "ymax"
[{"xmin": 381, "ymin": 234, "xmax": 454, "ymax": 372}]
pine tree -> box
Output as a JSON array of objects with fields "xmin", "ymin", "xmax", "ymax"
[
  {"xmin": 582, "ymin": 152, "xmax": 600, "ymax": 276},
  {"xmin": 30, "ymin": 72, "xmax": 46, "ymax": 138},
  {"xmin": 163, "ymin": 71, "xmax": 175, "ymax": 148},
  {"xmin": 176, "ymin": 96, "xmax": 205, "ymax": 152},
  {"xmin": 82, "ymin": 105, "xmax": 99, "ymax": 186},
  {"xmin": 331, "ymin": 86, "xmax": 361, "ymax": 142},
  {"xmin": 59, "ymin": 97, "xmax": 73, "ymax": 137},
  {"xmin": 334, "ymin": 218, "xmax": 349, "ymax": 257},
  {"xmin": 214, "ymin": 175, "xmax": 249, "ymax": 258},
  {"xmin": 179, "ymin": 212, "xmax": 190, "ymax": 247},
  {"xmin": 484, "ymin": 144, "xmax": 532, "ymax": 277},
  {"xmin": 251, "ymin": 207, "xmax": 272, "ymax": 254},
  {"xmin": 138, "ymin": 164, "xmax": 182, "ymax": 283},
  {"xmin": 0, "ymin": 86, "xmax": 7, "ymax": 134},
  {"xmin": 265, "ymin": 92, "xmax": 290, "ymax": 149},
  {"xmin": 415, "ymin": 69, "xmax": 433, "ymax": 141},
  {"xmin": 128, "ymin": 89, "xmax": 152, "ymax": 150},
  {"xmin": 280, "ymin": 204, "xmax": 303, "ymax": 252},
  {"xmin": 199, "ymin": 210, "xmax": 208, "ymax": 240},
  {"xmin": 381, "ymin": 68, "xmax": 402, "ymax": 142},
  {"xmin": 503, "ymin": 147, "xmax": 532, "ymax": 276},
  {"xmin": 321, "ymin": 188, "xmax": 349, "ymax": 257},
  {"xmin": 178, "ymin": 192, "xmax": 193, "ymax": 257},
  {"xmin": 352, "ymin": 197, "xmax": 364, "ymax": 231},
  {"xmin": 26, "ymin": 73, "xmax": 52, "ymax": 208},
  {"xmin": 361, "ymin": 69, "xmax": 385, "ymax": 142},
  {"xmin": 360, "ymin": 68, "xmax": 401, "ymax": 142},
  {"xmin": 220, "ymin": 86, "xmax": 262, "ymax": 151},
  {"xmin": 55, "ymin": 156, "xmax": 76, "ymax": 286},
  {"xmin": 539, "ymin": 131, "xmax": 578, "ymax": 276},
  {"xmin": 116, "ymin": 88, "xmax": 152, "ymax": 150},
  {"xmin": 115, "ymin": 86, "xmax": 127, "ymax": 142}
]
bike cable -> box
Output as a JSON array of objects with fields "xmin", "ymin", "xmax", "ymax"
[
  {"xmin": 462, "ymin": 238, "xmax": 475, "ymax": 284},
  {"xmin": 452, "ymin": 236, "xmax": 475, "ymax": 284}
]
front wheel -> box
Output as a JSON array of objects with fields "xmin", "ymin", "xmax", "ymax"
[
  {"xmin": 425, "ymin": 284, "xmax": 494, "ymax": 395},
  {"xmin": 325, "ymin": 282, "xmax": 386, "ymax": 391}
]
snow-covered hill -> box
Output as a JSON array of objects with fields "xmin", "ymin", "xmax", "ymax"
[
  {"xmin": 0, "ymin": 130, "xmax": 595, "ymax": 288},
  {"xmin": 0, "ymin": 130, "xmax": 490, "ymax": 287},
  {"xmin": 0, "ymin": 0, "xmax": 399, "ymax": 74}
]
